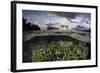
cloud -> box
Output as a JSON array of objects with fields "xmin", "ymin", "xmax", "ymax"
[
  {"xmin": 47, "ymin": 12, "xmax": 58, "ymax": 16},
  {"xmin": 71, "ymin": 14, "xmax": 91, "ymax": 28},
  {"xmin": 23, "ymin": 10, "xmax": 91, "ymax": 30},
  {"xmin": 39, "ymin": 14, "xmax": 71, "ymax": 29},
  {"xmin": 46, "ymin": 12, "xmax": 91, "ymax": 29}
]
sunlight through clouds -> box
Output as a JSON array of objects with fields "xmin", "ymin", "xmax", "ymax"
[{"xmin": 23, "ymin": 10, "xmax": 91, "ymax": 30}]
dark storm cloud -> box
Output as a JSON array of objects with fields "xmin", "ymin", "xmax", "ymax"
[
  {"xmin": 23, "ymin": 10, "xmax": 91, "ymax": 20},
  {"xmin": 23, "ymin": 10, "xmax": 91, "ymax": 29},
  {"xmin": 51, "ymin": 11, "xmax": 91, "ymax": 19}
]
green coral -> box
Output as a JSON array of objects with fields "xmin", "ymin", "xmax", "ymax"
[{"xmin": 32, "ymin": 40, "xmax": 88, "ymax": 62}]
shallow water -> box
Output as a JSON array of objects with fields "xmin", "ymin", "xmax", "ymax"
[{"xmin": 23, "ymin": 35, "xmax": 91, "ymax": 63}]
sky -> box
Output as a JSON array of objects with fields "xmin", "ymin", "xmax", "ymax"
[{"xmin": 23, "ymin": 10, "xmax": 91, "ymax": 30}]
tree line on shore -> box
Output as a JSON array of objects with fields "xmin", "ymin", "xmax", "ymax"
[{"xmin": 23, "ymin": 18, "xmax": 41, "ymax": 31}]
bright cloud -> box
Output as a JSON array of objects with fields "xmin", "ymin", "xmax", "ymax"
[{"xmin": 23, "ymin": 10, "xmax": 91, "ymax": 30}]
